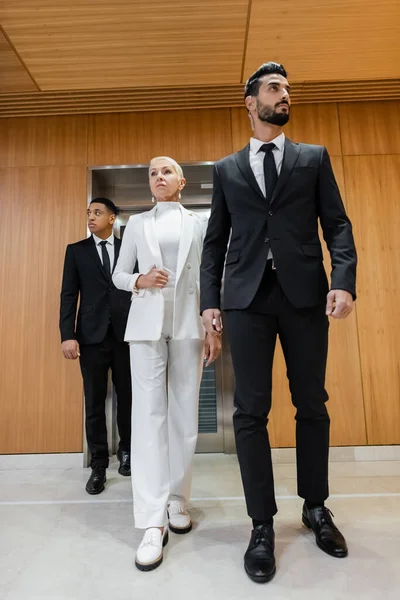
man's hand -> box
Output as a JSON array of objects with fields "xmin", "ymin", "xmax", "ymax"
[
  {"xmin": 326, "ymin": 290, "xmax": 354, "ymax": 319},
  {"xmin": 136, "ymin": 265, "xmax": 169, "ymax": 290},
  {"xmin": 204, "ymin": 332, "xmax": 222, "ymax": 367},
  {"xmin": 62, "ymin": 339, "xmax": 80, "ymax": 359},
  {"xmin": 202, "ymin": 308, "xmax": 223, "ymax": 335}
]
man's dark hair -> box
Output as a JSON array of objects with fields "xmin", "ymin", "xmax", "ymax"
[
  {"xmin": 90, "ymin": 197, "xmax": 120, "ymax": 216},
  {"xmin": 244, "ymin": 62, "xmax": 288, "ymax": 99}
]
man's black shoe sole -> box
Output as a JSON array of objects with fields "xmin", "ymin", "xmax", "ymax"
[{"xmin": 85, "ymin": 484, "xmax": 105, "ymax": 495}]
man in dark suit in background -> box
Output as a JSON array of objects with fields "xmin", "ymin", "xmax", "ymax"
[
  {"xmin": 60, "ymin": 198, "xmax": 132, "ymax": 495},
  {"xmin": 200, "ymin": 63, "xmax": 357, "ymax": 582}
]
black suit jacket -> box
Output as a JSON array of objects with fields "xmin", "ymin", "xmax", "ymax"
[
  {"xmin": 59, "ymin": 236, "xmax": 131, "ymax": 344},
  {"xmin": 200, "ymin": 139, "xmax": 357, "ymax": 311}
]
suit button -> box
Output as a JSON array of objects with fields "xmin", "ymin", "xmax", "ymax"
[
  {"xmin": 268, "ymin": 210, "xmax": 273, "ymax": 216},
  {"xmin": 188, "ymin": 289, "xmax": 194, "ymax": 295},
  {"xmin": 265, "ymin": 237, "xmax": 270, "ymax": 244},
  {"xmin": 187, "ymin": 264, "xmax": 192, "ymax": 269}
]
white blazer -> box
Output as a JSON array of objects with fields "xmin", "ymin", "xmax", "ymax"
[{"xmin": 113, "ymin": 204, "xmax": 208, "ymax": 342}]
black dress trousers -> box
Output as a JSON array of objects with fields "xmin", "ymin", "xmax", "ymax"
[
  {"xmin": 224, "ymin": 263, "xmax": 330, "ymax": 520},
  {"xmin": 79, "ymin": 323, "xmax": 132, "ymax": 469}
]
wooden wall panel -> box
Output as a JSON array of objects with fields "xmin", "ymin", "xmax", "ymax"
[
  {"xmin": 231, "ymin": 104, "xmax": 342, "ymax": 156},
  {"xmin": 286, "ymin": 104, "xmax": 342, "ymax": 156},
  {"xmin": 0, "ymin": 116, "xmax": 88, "ymax": 167},
  {"xmin": 0, "ymin": 166, "xmax": 87, "ymax": 454},
  {"xmin": 321, "ymin": 157, "xmax": 366, "ymax": 446},
  {"xmin": 339, "ymin": 101, "xmax": 400, "ymax": 156},
  {"xmin": 265, "ymin": 318, "xmax": 366, "ymax": 448},
  {"xmin": 344, "ymin": 156, "xmax": 400, "ymax": 445},
  {"xmin": 1, "ymin": 103, "xmax": 398, "ymax": 453},
  {"xmin": 88, "ymin": 109, "xmax": 233, "ymax": 166}
]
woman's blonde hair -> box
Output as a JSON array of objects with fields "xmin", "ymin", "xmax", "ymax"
[{"xmin": 149, "ymin": 156, "xmax": 184, "ymax": 179}]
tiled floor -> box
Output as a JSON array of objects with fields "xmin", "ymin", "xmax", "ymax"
[{"xmin": 0, "ymin": 454, "xmax": 399, "ymax": 600}]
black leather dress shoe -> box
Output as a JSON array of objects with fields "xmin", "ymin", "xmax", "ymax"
[
  {"xmin": 117, "ymin": 450, "xmax": 131, "ymax": 477},
  {"xmin": 85, "ymin": 467, "xmax": 106, "ymax": 495},
  {"xmin": 244, "ymin": 524, "xmax": 276, "ymax": 583},
  {"xmin": 302, "ymin": 503, "xmax": 348, "ymax": 558}
]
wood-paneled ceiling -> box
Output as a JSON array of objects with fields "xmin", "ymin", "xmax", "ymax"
[{"xmin": 0, "ymin": 0, "xmax": 399, "ymax": 117}]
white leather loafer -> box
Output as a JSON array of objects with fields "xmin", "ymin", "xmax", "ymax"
[
  {"xmin": 135, "ymin": 527, "xmax": 169, "ymax": 571},
  {"xmin": 168, "ymin": 501, "xmax": 192, "ymax": 534}
]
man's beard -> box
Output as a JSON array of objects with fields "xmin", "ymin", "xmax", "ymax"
[{"xmin": 256, "ymin": 99, "xmax": 290, "ymax": 126}]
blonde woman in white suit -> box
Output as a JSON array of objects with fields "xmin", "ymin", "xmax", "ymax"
[{"xmin": 113, "ymin": 156, "xmax": 221, "ymax": 571}]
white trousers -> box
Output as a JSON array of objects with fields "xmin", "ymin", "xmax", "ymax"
[{"xmin": 129, "ymin": 300, "xmax": 204, "ymax": 529}]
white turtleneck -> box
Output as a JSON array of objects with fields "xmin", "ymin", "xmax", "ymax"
[{"xmin": 155, "ymin": 201, "xmax": 182, "ymax": 294}]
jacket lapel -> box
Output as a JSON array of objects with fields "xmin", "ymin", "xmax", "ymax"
[
  {"xmin": 85, "ymin": 236, "xmax": 110, "ymax": 283},
  {"xmin": 270, "ymin": 138, "xmax": 301, "ymax": 205},
  {"xmin": 143, "ymin": 206, "xmax": 163, "ymax": 268},
  {"xmin": 176, "ymin": 205, "xmax": 194, "ymax": 286},
  {"xmin": 235, "ymin": 145, "xmax": 266, "ymax": 203}
]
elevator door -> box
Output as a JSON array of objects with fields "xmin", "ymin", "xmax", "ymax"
[{"xmin": 87, "ymin": 163, "xmax": 236, "ymax": 457}]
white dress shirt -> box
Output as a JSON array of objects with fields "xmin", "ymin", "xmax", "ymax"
[
  {"xmin": 249, "ymin": 132, "xmax": 285, "ymax": 260},
  {"xmin": 249, "ymin": 132, "xmax": 285, "ymax": 195},
  {"xmin": 155, "ymin": 201, "xmax": 182, "ymax": 299},
  {"xmin": 93, "ymin": 233, "xmax": 115, "ymax": 270}
]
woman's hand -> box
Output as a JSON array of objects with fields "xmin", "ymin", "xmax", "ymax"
[
  {"xmin": 136, "ymin": 265, "xmax": 169, "ymax": 289},
  {"xmin": 204, "ymin": 331, "xmax": 222, "ymax": 367}
]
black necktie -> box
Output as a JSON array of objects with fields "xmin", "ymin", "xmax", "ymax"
[
  {"xmin": 99, "ymin": 240, "xmax": 111, "ymax": 278},
  {"xmin": 260, "ymin": 143, "xmax": 278, "ymax": 204}
]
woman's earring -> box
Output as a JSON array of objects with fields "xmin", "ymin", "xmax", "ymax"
[
  {"xmin": 151, "ymin": 196, "xmax": 155, "ymax": 203},
  {"xmin": 178, "ymin": 192, "xmax": 181, "ymax": 200}
]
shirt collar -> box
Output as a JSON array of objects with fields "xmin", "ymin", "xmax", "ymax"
[
  {"xmin": 93, "ymin": 233, "xmax": 114, "ymax": 246},
  {"xmin": 250, "ymin": 132, "xmax": 285, "ymax": 155}
]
